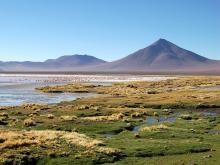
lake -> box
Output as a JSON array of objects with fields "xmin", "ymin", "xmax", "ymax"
[{"xmin": 0, "ymin": 74, "xmax": 173, "ymax": 106}]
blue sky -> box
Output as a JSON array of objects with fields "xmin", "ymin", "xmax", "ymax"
[{"xmin": 0, "ymin": 0, "xmax": 219, "ymax": 62}]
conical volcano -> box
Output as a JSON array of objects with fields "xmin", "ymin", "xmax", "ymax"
[{"xmin": 92, "ymin": 39, "xmax": 217, "ymax": 72}]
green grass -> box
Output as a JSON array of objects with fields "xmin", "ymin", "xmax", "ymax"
[{"xmin": 1, "ymin": 77, "xmax": 220, "ymax": 164}]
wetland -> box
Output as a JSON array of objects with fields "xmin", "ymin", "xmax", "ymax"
[{"xmin": 0, "ymin": 75, "xmax": 220, "ymax": 165}]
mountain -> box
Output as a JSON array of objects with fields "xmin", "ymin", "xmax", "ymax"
[
  {"xmin": 44, "ymin": 55, "xmax": 106, "ymax": 67},
  {"xmin": 0, "ymin": 55, "xmax": 106, "ymax": 71},
  {"xmin": 90, "ymin": 39, "xmax": 219, "ymax": 72},
  {"xmin": 0, "ymin": 39, "xmax": 219, "ymax": 73}
]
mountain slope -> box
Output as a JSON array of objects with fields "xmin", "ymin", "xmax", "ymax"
[
  {"xmin": 44, "ymin": 55, "xmax": 106, "ymax": 67},
  {"xmin": 0, "ymin": 55, "xmax": 106, "ymax": 71},
  {"xmin": 0, "ymin": 39, "xmax": 219, "ymax": 73},
  {"xmin": 91, "ymin": 39, "xmax": 218, "ymax": 72}
]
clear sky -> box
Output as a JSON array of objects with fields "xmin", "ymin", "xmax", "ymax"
[{"xmin": 0, "ymin": 0, "xmax": 219, "ymax": 62}]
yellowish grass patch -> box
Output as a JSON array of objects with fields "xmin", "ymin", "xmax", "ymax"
[
  {"xmin": 140, "ymin": 124, "xmax": 169, "ymax": 132},
  {"xmin": 0, "ymin": 130, "xmax": 115, "ymax": 152},
  {"xmin": 82, "ymin": 113, "xmax": 125, "ymax": 121}
]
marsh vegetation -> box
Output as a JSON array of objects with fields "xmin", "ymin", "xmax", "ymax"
[{"xmin": 1, "ymin": 76, "xmax": 220, "ymax": 164}]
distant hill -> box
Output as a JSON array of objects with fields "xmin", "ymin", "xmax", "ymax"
[
  {"xmin": 90, "ymin": 39, "xmax": 219, "ymax": 72},
  {"xmin": 44, "ymin": 55, "xmax": 106, "ymax": 67},
  {"xmin": 0, "ymin": 39, "xmax": 219, "ymax": 73},
  {"xmin": 0, "ymin": 55, "xmax": 106, "ymax": 71}
]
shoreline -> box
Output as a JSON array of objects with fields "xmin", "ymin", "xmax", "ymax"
[{"xmin": 1, "ymin": 71, "xmax": 220, "ymax": 76}]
